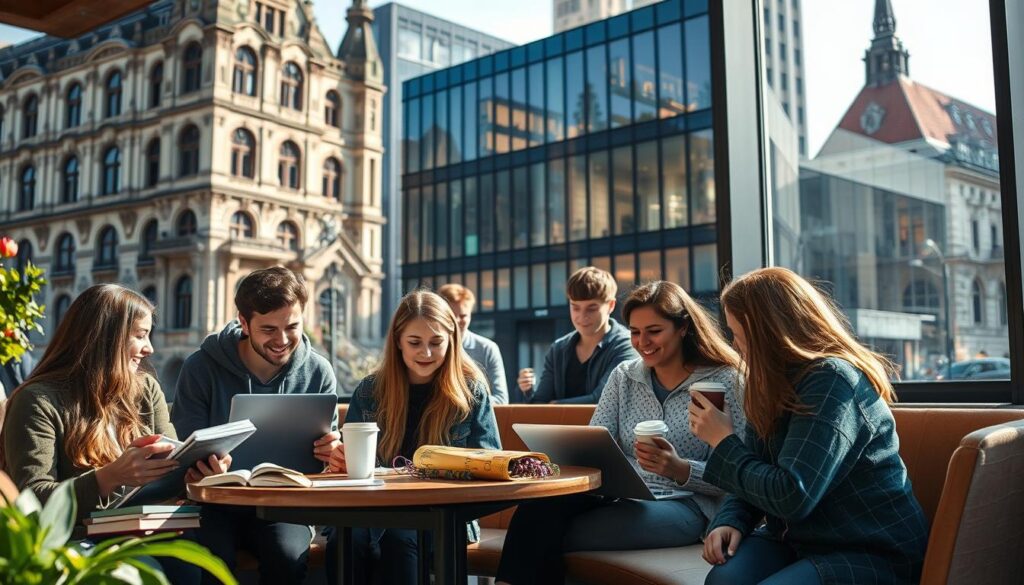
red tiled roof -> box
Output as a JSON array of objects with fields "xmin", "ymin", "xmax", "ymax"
[{"xmin": 836, "ymin": 77, "xmax": 998, "ymax": 148}]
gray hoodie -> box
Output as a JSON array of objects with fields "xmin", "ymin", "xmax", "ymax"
[{"xmin": 171, "ymin": 321, "xmax": 338, "ymax": 440}]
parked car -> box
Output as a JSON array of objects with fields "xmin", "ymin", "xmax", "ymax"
[{"xmin": 942, "ymin": 357, "xmax": 1011, "ymax": 380}]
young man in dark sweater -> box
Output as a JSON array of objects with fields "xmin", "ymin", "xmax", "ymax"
[
  {"xmin": 172, "ymin": 267, "xmax": 339, "ymax": 584},
  {"xmin": 517, "ymin": 267, "xmax": 636, "ymax": 404}
]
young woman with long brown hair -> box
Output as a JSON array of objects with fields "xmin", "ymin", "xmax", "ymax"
[
  {"xmin": 326, "ymin": 290, "xmax": 500, "ymax": 584},
  {"xmin": 691, "ymin": 267, "xmax": 928, "ymax": 585},
  {"xmin": 496, "ymin": 281, "xmax": 745, "ymax": 585},
  {"xmin": 0, "ymin": 284, "xmax": 222, "ymax": 583}
]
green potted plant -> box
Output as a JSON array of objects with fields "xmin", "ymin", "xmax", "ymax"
[
  {"xmin": 0, "ymin": 235, "xmax": 46, "ymax": 366},
  {"xmin": 0, "ymin": 480, "xmax": 237, "ymax": 584}
]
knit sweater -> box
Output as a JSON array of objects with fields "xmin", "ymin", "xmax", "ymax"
[
  {"xmin": 591, "ymin": 358, "xmax": 745, "ymax": 521},
  {"xmin": 2, "ymin": 375, "xmax": 173, "ymax": 520}
]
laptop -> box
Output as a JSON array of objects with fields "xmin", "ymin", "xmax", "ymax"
[
  {"xmin": 513, "ymin": 423, "xmax": 693, "ymax": 501},
  {"xmin": 228, "ymin": 394, "xmax": 337, "ymax": 474}
]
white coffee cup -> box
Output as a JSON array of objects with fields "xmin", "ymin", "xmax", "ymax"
[
  {"xmin": 341, "ymin": 422, "xmax": 380, "ymax": 479},
  {"xmin": 634, "ymin": 419, "xmax": 669, "ymax": 444},
  {"xmin": 690, "ymin": 382, "xmax": 727, "ymax": 411}
]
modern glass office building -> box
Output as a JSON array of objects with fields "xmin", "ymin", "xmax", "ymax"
[{"xmin": 400, "ymin": 0, "xmax": 715, "ymax": 399}]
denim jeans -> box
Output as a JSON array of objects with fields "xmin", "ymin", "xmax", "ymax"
[
  {"xmin": 704, "ymin": 534, "xmax": 822, "ymax": 585},
  {"xmin": 325, "ymin": 526, "xmax": 428, "ymax": 585}
]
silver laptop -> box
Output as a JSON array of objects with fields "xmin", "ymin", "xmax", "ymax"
[
  {"xmin": 514, "ymin": 423, "xmax": 693, "ymax": 501},
  {"xmin": 228, "ymin": 394, "xmax": 337, "ymax": 474}
]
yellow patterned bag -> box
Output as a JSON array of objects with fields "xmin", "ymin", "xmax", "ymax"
[{"xmin": 409, "ymin": 445, "xmax": 559, "ymax": 480}]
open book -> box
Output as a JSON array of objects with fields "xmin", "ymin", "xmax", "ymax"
[
  {"xmin": 110, "ymin": 419, "xmax": 257, "ymax": 508},
  {"xmin": 194, "ymin": 463, "xmax": 312, "ymax": 488}
]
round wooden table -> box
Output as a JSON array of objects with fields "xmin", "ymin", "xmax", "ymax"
[{"xmin": 187, "ymin": 466, "xmax": 600, "ymax": 584}]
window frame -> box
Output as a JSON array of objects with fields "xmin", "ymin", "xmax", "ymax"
[
  {"xmin": 65, "ymin": 82, "xmax": 82, "ymax": 128},
  {"xmin": 104, "ymin": 70, "xmax": 122, "ymax": 118},
  {"xmin": 182, "ymin": 43, "xmax": 203, "ymax": 94}
]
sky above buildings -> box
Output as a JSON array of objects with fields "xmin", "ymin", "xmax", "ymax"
[{"xmin": 0, "ymin": 0, "xmax": 996, "ymax": 157}]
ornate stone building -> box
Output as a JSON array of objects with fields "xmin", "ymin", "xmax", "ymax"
[{"xmin": 0, "ymin": 0, "xmax": 386, "ymax": 396}]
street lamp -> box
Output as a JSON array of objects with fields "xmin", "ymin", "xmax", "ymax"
[{"xmin": 912, "ymin": 238, "xmax": 952, "ymax": 379}]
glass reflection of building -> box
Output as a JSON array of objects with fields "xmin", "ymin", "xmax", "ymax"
[
  {"xmin": 401, "ymin": 0, "xmax": 715, "ymax": 400},
  {"xmin": 798, "ymin": 168, "xmax": 947, "ymax": 379}
]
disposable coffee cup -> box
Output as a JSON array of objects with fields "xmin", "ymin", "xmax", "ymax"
[
  {"xmin": 342, "ymin": 422, "xmax": 380, "ymax": 479},
  {"xmin": 634, "ymin": 420, "xmax": 669, "ymax": 445},
  {"xmin": 690, "ymin": 382, "xmax": 727, "ymax": 411}
]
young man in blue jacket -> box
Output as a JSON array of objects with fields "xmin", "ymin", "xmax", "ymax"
[
  {"xmin": 517, "ymin": 267, "xmax": 636, "ymax": 404},
  {"xmin": 172, "ymin": 266, "xmax": 339, "ymax": 584}
]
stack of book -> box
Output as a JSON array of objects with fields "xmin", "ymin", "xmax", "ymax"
[{"xmin": 85, "ymin": 504, "xmax": 200, "ymax": 537}]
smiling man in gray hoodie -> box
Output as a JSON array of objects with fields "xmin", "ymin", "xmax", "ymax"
[{"xmin": 172, "ymin": 266, "xmax": 339, "ymax": 584}]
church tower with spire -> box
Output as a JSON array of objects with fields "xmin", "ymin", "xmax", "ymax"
[{"xmin": 863, "ymin": 0, "xmax": 910, "ymax": 86}]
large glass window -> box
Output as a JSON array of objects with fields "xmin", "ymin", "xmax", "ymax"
[
  {"xmin": 529, "ymin": 162, "xmax": 547, "ymax": 246},
  {"xmin": 182, "ymin": 43, "xmax": 202, "ymax": 94},
  {"xmin": 233, "ymin": 47, "xmax": 258, "ymax": 96},
  {"xmin": 280, "ymin": 62, "xmax": 303, "ymax": 110},
  {"xmin": 279, "ymin": 141, "xmax": 301, "ymax": 189},
  {"xmin": 609, "ymin": 38, "xmax": 631, "ymax": 129},
  {"xmin": 435, "ymin": 89, "xmax": 448, "ymax": 167},
  {"xmin": 568, "ymin": 155, "xmax": 587, "ymax": 241},
  {"xmin": 405, "ymin": 97, "xmax": 420, "ymax": 173},
  {"xmin": 548, "ymin": 158, "xmax": 567, "ymax": 245},
  {"xmin": 450, "ymin": 180, "xmax": 463, "ymax": 257},
  {"xmin": 449, "ymin": 86, "xmax": 463, "ymax": 164},
  {"xmin": 177, "ymin": 210, "xmax": 197, "ymax": 236},
  {"xmin": 435, "ymin": 182, "xmax": 448, "ymax": 260},
  {"xmin": 62, "ymin": 156, "xmax": 79, "ymax": 203},
  {"xmin": 511, "ymin": 68, "xmax": 527, "ymax": 151},
  {"xmin": 514, "ymin": 266, "xmax": 529, "ymax": 309},
  {"xmin": 421, "ymin": 92, "xmax": 434, "ymax": 169},
  {"xmin": 22, "ymin": 95, "xmax": 37, "ymax": 138},
  {"xmin": 398, "ymin": 24, "xmax": 422, "ymax": 60},
  {"xmin": 178, "ymin": 125, "xmax": 200, "ymax": 177},
  {"xmin": 586, "ymin": 45, "xmax": 608, "ymax": 133},
  {"xmin": 528, "ymin": 62, "xmax": 545, "ymax": 146},
  {"xmin": 101, "ymin": 146, "xmax": 120, "ymax": 195},
  {"xmin": 174, "ymin": 276, "xmax": 192, "ymax": 329},
  {"xmin": 477, "ymin": 78, "xmax": 493, "ymax": 158},
  {"xmin": 231, "ymin": 129, "xmax": 255, "ymax": 178},
  {"xmin": 685, "ymin": 16, "xmax": 712, "ymax": 111},
  {"xmin": 633, "ymin": 31, "xmax": 657, "ymax": 122},
  {"xmin": 105, "ymin": 71, "xmax": 122, "ymax": 118},
  {"xmin": 18, "ymin": 165, "xmax": 34, "ymax": 211},
  {"xmin": 662, "ymin": 135, "xmax": 688, "ymax": 228},
  {"xmin": 546, "ymin": 56, "xmax": 565, "ymax": 142},
  {"xmin": 689, "ymin": 130, "xmax": 715, "ymax": 224},
  {"xmin": 463, "ymin": 82, "xmax": 478, "ymax": 162},
  {"xmin": 325, "ymin": 90, "xmax": 341, "ymax": 128},
  {"xmin": 494, "ymin": 73, "xmax": 510, "ymax": 154},
  {"xmin": 96, "ymin": 226, "xmax": 118, "ymax": 268},
  {"xmin": 657, "ymin": 25, "xmax": 683, "ymax": 118},
  {"xmin": 479, "ymin": 173, "xmax": 494, "ymax": 254},
  {"xmin": 146, "ymin": 138, "xmax": 161, "ymax": 187},
  {"xmin": 405, "ymin": 187, "xmax": 420, "ymax": 263},
  {"xmin": 323, "ymin": 157, "xmax": 342, "ymax": 199},
  {"xmin": 497, "ymin": 268, "xmax": 511, "ymax": 311},
  {"xmin": 464, "ymin": 177, "xmax": 478, "ymax": 255},
  {"xmin": 421, "ymin": 185, "xmax": 434, "ymax": 261},
  {"xmin": 149, "ymin": 62, "xmax": 163, "ymax": 108},
  {"xmin": 513, "ymin": 166, "xmax": 530, "ymax": 249},
  {"xmin": 613, "ymin": 145, "xmax": 634, "ymax": 235},
  {"xmin": 66, "ymin": 83, "xmax": 82, "ymax": 128},
  {"xmin": 55, "ymin": 233, "xmax": 75, "ymax": 273},
  {"xmin": 495, "ymin": 170, "xmax": 511, "ymax": 251},
  {"xmin": 277, "ymin": 221, "xmax": 299, "ymax": 251},
  {"xmin": 229, "ymin": 212, "xmax": 254, "ymax": 239},
  {"xmin": 531, "ymin": 264, "xmax": 547, "ymax": 307},
  {"xmin": 589, "ymin": 151, "xmax": 610, "ymax": 238},
  {"xmin": 565, "ymin": 51, "xmax": 584, "ymax": 138},
  {"xmin": 140, "ymin": 220, "xmax": 158, "ymax": 261},
  {"xmin": 637, "ymin": 140, "xmax": 660, "ymax": 231}
]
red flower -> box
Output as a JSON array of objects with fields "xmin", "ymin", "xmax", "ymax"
[
  {"xmin": 0, "ymin": 237, "xmax": 17, "ymax": 259},
  {"xmin": 2, "ymin": 329, "xmax": 14, "ymax": 338}
]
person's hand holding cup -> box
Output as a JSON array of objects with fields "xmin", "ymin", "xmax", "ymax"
[
  {"xmin": 688, "ymin": 382, "xmax": 734, "ymax": 448},
  {"xmin": 341, "ymin": 422, "xmax": 379, "ymax": 479},
  {"xmin": 517, "ymin": 367, "xmax": 535, "ymax": 394}
]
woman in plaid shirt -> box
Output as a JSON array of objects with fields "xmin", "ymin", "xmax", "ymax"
[{"xmin": 691, "ymin": 268, "xmax": 928, "ymax": 585}]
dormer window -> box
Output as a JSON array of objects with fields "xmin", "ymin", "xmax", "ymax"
[{"xmin": 950, "ymin": 104, "xmax": 962, "ymax": 125}]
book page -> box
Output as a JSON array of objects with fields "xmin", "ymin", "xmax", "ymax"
[{"xmin": 196, "ymin": 469, "xmax": 251, "ymax": 486}]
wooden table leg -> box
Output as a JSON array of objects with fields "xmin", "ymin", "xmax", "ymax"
[{"xmin": 432, "ymin": 508, "xmax": 467, "ymax": 585}]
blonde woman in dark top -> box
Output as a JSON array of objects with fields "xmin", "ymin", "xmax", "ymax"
[{"xmin": 0, "ymin": 284, "xmax": 227, "ymax": 584}]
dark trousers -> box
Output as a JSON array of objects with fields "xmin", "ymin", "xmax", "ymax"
[
  {"xmin": 496, "ymin": 494, "xmax": 707, "ymax": 585},
  {"xmin": 704, "ymin": 534, "xmax": 822, "ymax": 585},
  {"xmin": 195, "ymin": 504, "xmax": 312, "ymax": 585},
  {"xmin": 325, "ymin": 527, "xmax": 428, "ymax": 585}
]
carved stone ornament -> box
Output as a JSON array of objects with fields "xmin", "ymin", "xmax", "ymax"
[
  {"xmin": 120, "ymin": 210, "xmax": 138, "ymax": 238},
  {"xmin": 76, "ymin": 218, "xmax": 92, "ymax": 242},
  {"xmin": 33, "ymin": 226, "xmax": 51, "ymax": 252}
]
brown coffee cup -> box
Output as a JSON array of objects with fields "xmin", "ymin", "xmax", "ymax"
[{"xmin": 690, "ymin": 382, "xmax": 726, "ymax": 411}]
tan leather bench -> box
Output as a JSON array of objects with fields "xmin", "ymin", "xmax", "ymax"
[
  {"xmin": 236, "ymin": 404, "xmax": 1024, "ymax": 585},
  {"xmin": 468, "ymin": 405, "xmax": 1024, "ymax": 585}
]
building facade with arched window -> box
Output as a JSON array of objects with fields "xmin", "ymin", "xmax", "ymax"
[{"xmin": 0, "ymin": 0, "xmax": 386, "ymax": 397}]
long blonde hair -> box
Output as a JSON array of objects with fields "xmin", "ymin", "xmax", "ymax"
[
  {"xmin": 721, "ymin": 267, "xmax": 896, "ymax": 438},
  {"xmin": 373, "ymin": 290, "xmax": 481, "ymax": 461},
  {"xmin": 622, "ymin": 281, "xmax": 741, "ymax": 371},
  {"xmin": 0, "ymin": 284, "xmax": 154, "ymax": 469}
]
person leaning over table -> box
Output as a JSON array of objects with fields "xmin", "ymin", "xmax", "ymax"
[
  {"xmin": 171, "ymin": 266, "xmax": 341, "ymax": 585},
  {"xmin": 495, "ymin": 280, "xmax": 745, "ymax": 585},
  {"xmin": 0, "ymin": 284, "xmax": 209, "ymax": 584},
  {"xmin": 517, "ymin": 266, "xmax": 636, "ymax": 403},
  {"xmin": 325, "ymin": 289, "xmax": 500, "ymax": 585},
  {"xmin": 692, "ymin": 267, "xmax": 928, "ymax": 585}
]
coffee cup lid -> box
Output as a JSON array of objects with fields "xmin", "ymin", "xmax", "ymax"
[
  {"xmin": 690, "ymin": 382, "xmax": 726, "ymax": 391},
  {"xmin": 634, "ymin": 420, "xmax": 669, "ymax": 434},
  {"xmin": 343, "ymin": 422, "xmax": 380, "ymax": 431}
]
